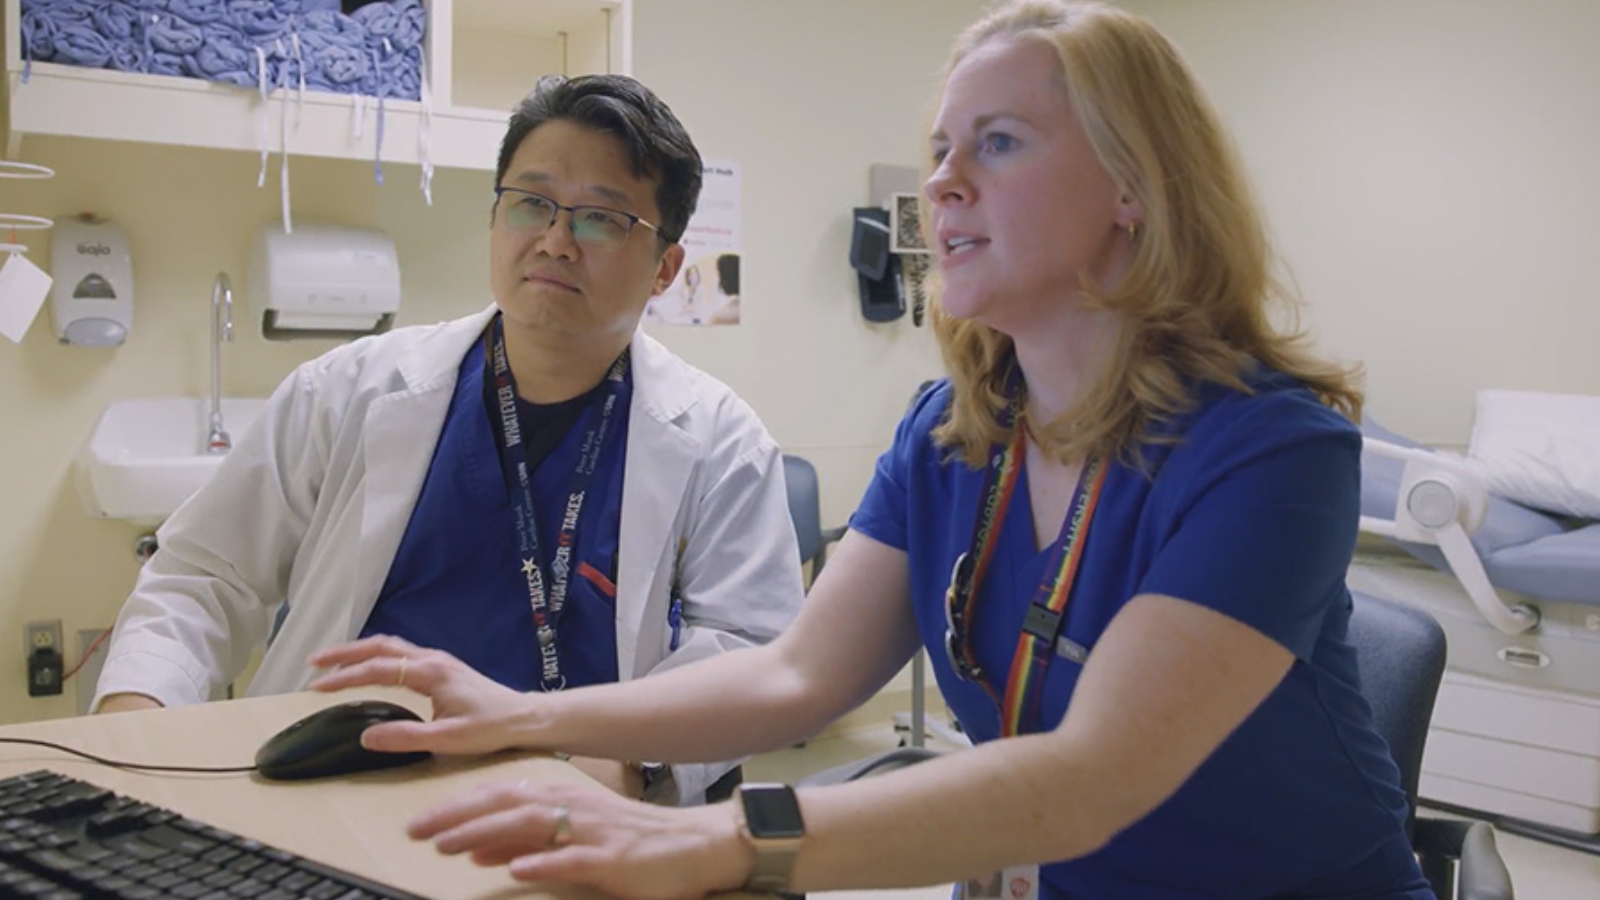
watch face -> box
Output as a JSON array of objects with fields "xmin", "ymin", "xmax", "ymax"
[{"xmin": 742, "ymin": 784, "xmax": 805, "ymax": 839}]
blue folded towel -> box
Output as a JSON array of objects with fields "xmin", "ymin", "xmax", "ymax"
[
  {"xmin": 110, "ymin": 40, "xmax": 146, "ymax": 73},
  {"xmin": 53, "ymin": 23, "xmax": 114, "ymax": 68},
  {"xmin": 353, "ymin": 0, "xmax": 423, "ymax": 51},
  {"xmin": 378, "ymin": 44, "xmax": 420, "ymax": 99},
  {"xmin": 226, "ymin": 0, "xmax": 291, "ymax": 38},
  {"xmin": 91, "ymin": 2, "xmax": 143, "ymax": 41},
  {"xmin": 147, "ymin": 50, "xmax": 188, "ymax": 77},
  {"xmin": 148, "ymin": 13, "xmax": 203, "ymax": 54},
  {"xmin": 299, "ymin": 9, "xmax": 366, "ymax": 50},
  {"xmin": 194, "ymin": 21, "xmax": 253, "ymax": 82},
  {"xmin": 34, "ymin": 0, "xmax": 96, "ymax": 28},
  {"xmin": 20, "ymin": 9, "xmax": 58, "ymax": 62},
  {"xmin": 307, "ymin": 42, "xmax": 368, "ymax": 88},
  {"xmin": 165, "ymin": 0, "xmax": 225, "ymax": 26}
]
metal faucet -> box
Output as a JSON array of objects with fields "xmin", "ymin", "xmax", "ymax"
[{"xmin": 206, "ymin": 272, "xmax": 234, "ymax": 455}]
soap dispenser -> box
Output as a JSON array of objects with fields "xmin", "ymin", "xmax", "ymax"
[{"xmin": 50, "ymin": 218, "xmax": 134, "ymax": 346}]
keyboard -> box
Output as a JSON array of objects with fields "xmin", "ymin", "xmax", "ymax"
[{"xmin": 0, "ymin": 769, "xmax": 431, "ymax": 900}]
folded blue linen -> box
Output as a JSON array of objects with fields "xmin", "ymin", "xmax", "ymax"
[
  {"xmin": 226, "ymin": 0, "xmax": 291, "ymax": 38},
  {"xmin": 194, "ymin": 21, "xmax": 254, "ymax": 82},
  {"xmin": 165, "ymin": 0, "xmax": 225, "ymax": 26},
  {"xmin": 53, "ymin": 23, "xmax": 114, "ymax": 68},
  {"xmin": 91, "ymin": 2, "xmax": 143, "ymax": 41},
  {"xmin": 148, "ymin": 13, "xmax": 203, "ymax": 54},
  {"xmin": 353, "ymin": 0, "xmax": 423, "ymax": 51}
]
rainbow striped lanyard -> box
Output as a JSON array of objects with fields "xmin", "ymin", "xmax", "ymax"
[{"xmin": 947, "ymin": 396, "xmax": 1109, "ymax": 737}]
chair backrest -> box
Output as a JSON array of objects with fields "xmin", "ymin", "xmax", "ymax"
[
  {"xmin": 783, "ymin": 454, "xmax": 824, "ymax": 567},
  {"xmin": 1347, "ymin": 590, "xmax": 1448, "ymax": 835}
]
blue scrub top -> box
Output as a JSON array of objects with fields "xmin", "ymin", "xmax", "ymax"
[
  {"xmin": 851, "ymin": 372, "xmax": 1432, "ymax": 900},
  {"xmin": 362, "ymin": 341, "xmax": 626, "ymax": 691}
]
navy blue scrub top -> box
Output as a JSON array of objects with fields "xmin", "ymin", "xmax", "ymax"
[
  {"xmin": 850, "ymin": 373, "xmax": 1432, "ymax": 900},
  {"xmin": 362, "ymin": 340, "xmax": 628, "ymax": 690}
]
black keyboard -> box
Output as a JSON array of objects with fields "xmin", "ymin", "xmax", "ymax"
[{"xmin": 0, "ymin": 769, "xmax": 431, "ymax": 900}]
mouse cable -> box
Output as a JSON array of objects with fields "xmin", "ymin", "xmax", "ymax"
[{"xmin": 0, "ymin": 738, "xmax": 258, "ymax": 774}]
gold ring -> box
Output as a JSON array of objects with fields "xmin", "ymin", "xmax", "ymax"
[
  {"xmin": 549, "ymin": 804, "xmax": 573, "ymax": 848},
  {"xmin": 396, "ymin": 657, "xmax": 408, "ymax": 688}
]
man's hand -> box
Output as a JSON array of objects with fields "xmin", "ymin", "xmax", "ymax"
[{"xmin": 95, "ymin": 693, "xmax": 163, "ymax": 715}]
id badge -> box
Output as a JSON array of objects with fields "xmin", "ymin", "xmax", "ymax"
[{"xmin": 959, "ymin": 864, "xmax": 1039, "ymax": 900}]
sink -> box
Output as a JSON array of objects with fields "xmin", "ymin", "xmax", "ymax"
[{"xmin": 76, "ymin": 397, "xmax": 270, "ymax": 526}]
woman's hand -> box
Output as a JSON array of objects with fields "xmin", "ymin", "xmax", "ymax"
[
  {"xmin": 309, "ymin": 635, "xmax": 533, "ymax": 756},
  {"xmin": 410, "ymin": 780, "xmax": 754, "ymax": 900}
]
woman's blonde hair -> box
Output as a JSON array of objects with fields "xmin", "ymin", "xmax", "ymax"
[{"xmin": 929, "ymin": 0, "xmax": 1363, "ymax": 468}]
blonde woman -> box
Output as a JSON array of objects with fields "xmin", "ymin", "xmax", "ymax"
[{"xmin": 313, "ymin": 3, "xmax": 1431, "ymax": 897}]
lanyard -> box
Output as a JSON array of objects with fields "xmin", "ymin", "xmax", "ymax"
[
  {"xmin": 950, "ymin": 385, "xmax": 1109, "ymax": 737},
  {"xmin": 482, "ymin": 314, "xmax": 629, "ymax": 691}
]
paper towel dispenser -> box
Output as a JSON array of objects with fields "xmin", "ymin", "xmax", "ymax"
[{"xmin": 248, "ymin": 224, "xmax": 400, "ymax": 340}]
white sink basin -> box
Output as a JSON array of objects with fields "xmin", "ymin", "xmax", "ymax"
[{"xmin": 76, "ymin": 397, "xmax": 270, "ymax": 526}]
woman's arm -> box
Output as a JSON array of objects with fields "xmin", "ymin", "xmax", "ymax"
[
  {"xmin": 310, "ymin": 531, "xmax": 924, "ymax": 764},
  {"xmin": 776, "ymin": 592, "xmax": 1293, "ymax": 890}
]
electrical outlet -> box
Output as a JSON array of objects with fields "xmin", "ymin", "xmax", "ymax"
[
  {"xmin": 25, "ymin": 619, "xmax": 64, "ymax": 697},
  {"xmin": 26, "ymin": 620, "xmax": 62, "ymax": 654}
]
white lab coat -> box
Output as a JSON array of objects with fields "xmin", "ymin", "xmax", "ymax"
[{"xmin": 94, "ymin": 306, "xmax": 805, "ymax": 803}]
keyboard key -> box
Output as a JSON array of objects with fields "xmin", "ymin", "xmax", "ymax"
[
  {"xmin": 202, "ymin": 846, "xmax": 243, "ymax": 865},
  {"xmin": 64, "ymin": 844, "xmax": 114, "ymax": 863},
  {"xmin": 250, "ymin": 862, "xmax": 292, "ymax": 884},
  {"xmin": 140, "ymin": 825, "xmax": 217, "ymax": 857}
]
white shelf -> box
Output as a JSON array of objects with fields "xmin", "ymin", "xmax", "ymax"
[
  {"xmin": 1, "ymin": 0, "xmax": 631, "ymax": 173},
  {"xmin": 5, "ymin": 62, "xmax": 505, "ymax": 169}
]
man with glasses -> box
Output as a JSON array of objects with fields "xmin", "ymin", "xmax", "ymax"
[{"xmin": 92, "ymin": 75, "xmax": 805, "ymax": 806}]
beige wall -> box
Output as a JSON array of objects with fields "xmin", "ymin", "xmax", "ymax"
[
  {"xmin": 629, "ymin": 0, "xmax": 990, "ymax": 531},
  {"xmin": 0, "ymin": 0, "xmax": 982, "ymax": 722},
  {"xmin": 1119, "ymin": 0, "xmax": 1600, "ymax": 443}
]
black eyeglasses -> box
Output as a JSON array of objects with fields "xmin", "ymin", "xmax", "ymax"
[
  {"xmin": 944, "ymin": 551, "xmax": 983, "ymax": 683},
  {"xmin": 493, "ymin": 186, "xmax": 664, "ymax": 248}
]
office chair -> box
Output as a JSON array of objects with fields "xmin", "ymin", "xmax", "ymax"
[
  {"xmin": 1348, "ymin": 591, "xmax": 1513, "ymax": 900},
  {"xmin": 782, "ymin": 454, "xmax": 846, "ymax": 582},
  {"xmin": 799, "ymin": 592, "xmax": 1514, "ymax": 900}
]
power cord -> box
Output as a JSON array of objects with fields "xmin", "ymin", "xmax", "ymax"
[
  {"xmin": 0, "ymin": 738, "xmax": 257, "ymax": 774},
  {"xmin": 62, "ymin": 628, "xmax": 114, "ymax": 682}
]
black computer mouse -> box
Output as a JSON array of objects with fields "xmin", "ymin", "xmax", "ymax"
[{"xmin": 255, "ymin": 700, "xmax": 433, "ymax": 781}]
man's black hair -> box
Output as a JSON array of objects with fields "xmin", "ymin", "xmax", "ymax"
[{"xmin": 496, "ymin": 74, "xmax": 703, "ymax": 244}]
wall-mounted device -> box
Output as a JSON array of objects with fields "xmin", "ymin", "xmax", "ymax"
[
  {"xmin": 50, "ymin": 218, "xmax": 133, "ymax": 346},
  {"xmin": 248, "ymin": 223, "xmax": 401, "ymax": 340},
  {"xmin": 849, "ymin": 207, "xmax": 904, "ymax": 323}
]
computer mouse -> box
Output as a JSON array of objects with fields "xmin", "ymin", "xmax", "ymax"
[{"xmin": 255, "ymin": 700, "xmax": 433, "ymax": 781}]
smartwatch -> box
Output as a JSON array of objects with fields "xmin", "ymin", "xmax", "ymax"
[{"xmin": 733, "ymin": 783, "xmax": 805, "ymax": 892}]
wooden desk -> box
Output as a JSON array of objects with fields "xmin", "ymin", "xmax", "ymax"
[{"xmin": 0, "ymin": 687, "xmax": 608, "ymax": 900}]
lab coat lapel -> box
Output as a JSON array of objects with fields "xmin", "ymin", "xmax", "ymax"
[
  {"xmin": 615, "ymin": 331, "xmax": 699, "ymax": 679},
  {"xmin": 347, "ymin": 307, "xmax": 497, "ymax": 635}
]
